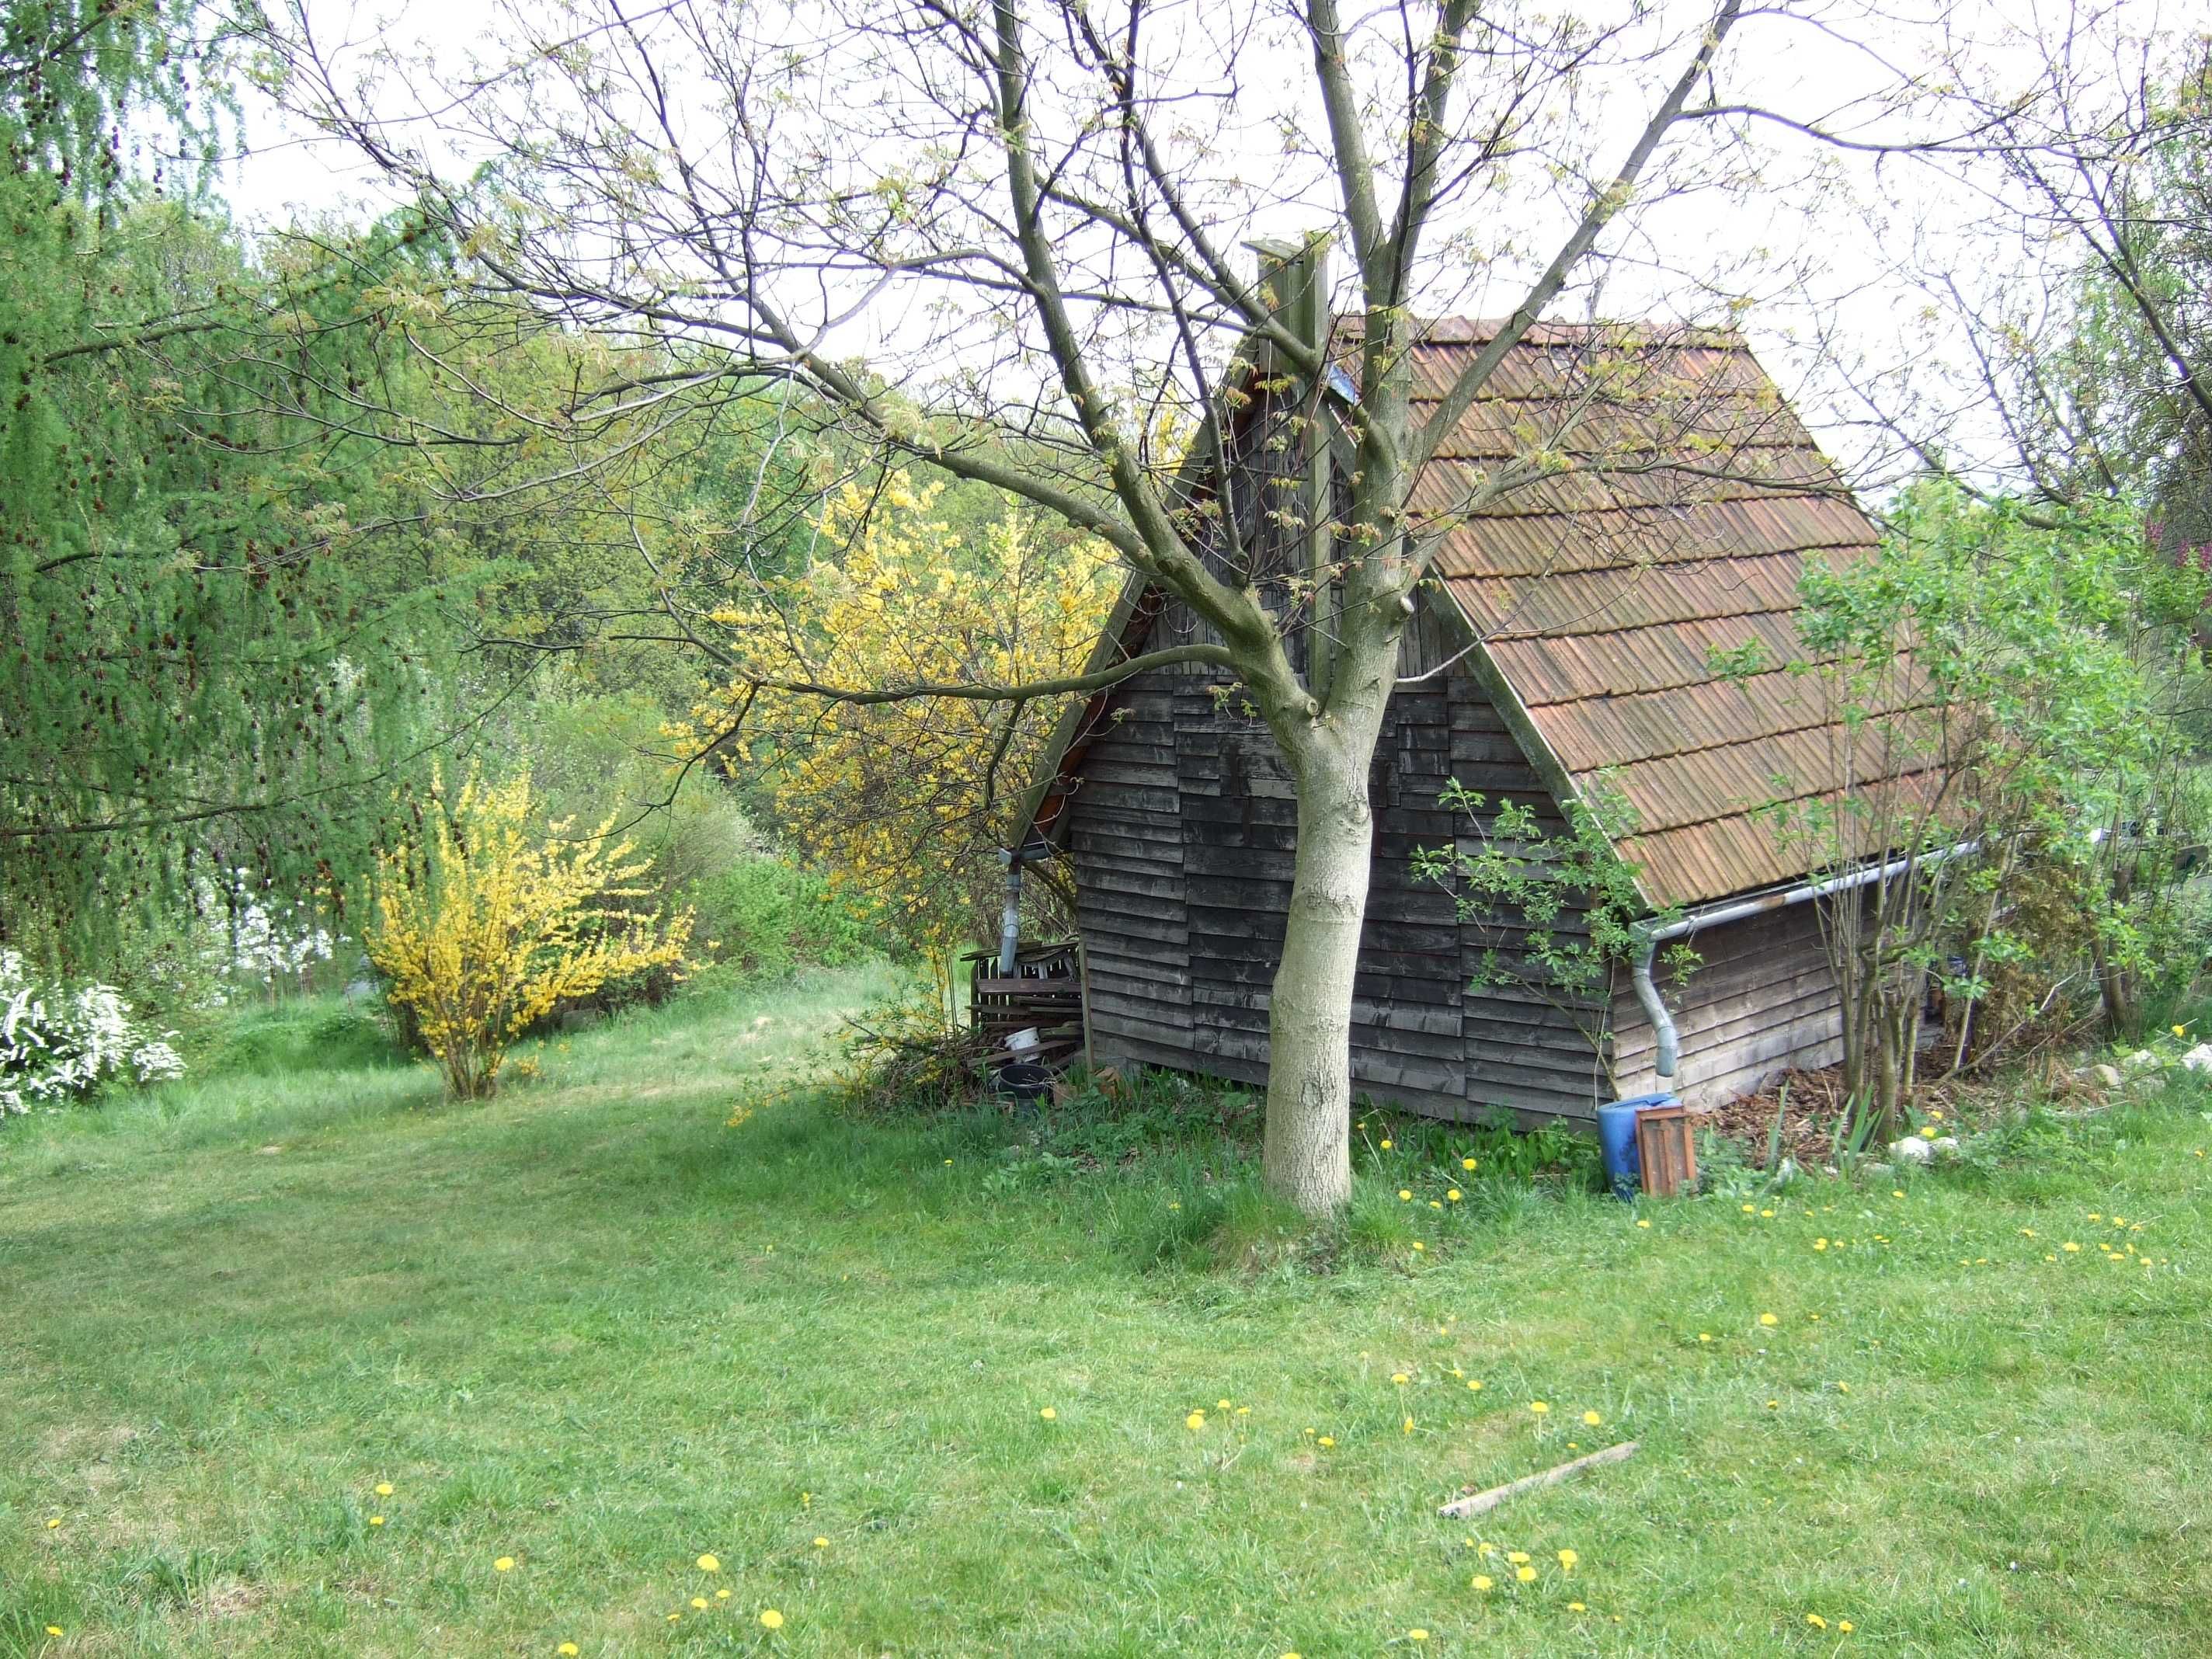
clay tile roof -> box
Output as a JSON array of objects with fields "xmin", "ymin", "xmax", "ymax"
[{"xmin": 1394, "ymin": 318, "xmax": 1936, "ymax": 908}]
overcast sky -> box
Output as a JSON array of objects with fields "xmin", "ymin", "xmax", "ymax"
[{"xmin": 210, "ymin": 0, "xmax": 2192, "ymax": 497}]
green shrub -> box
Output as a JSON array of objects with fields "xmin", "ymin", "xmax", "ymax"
[
  {"xmin": 193, "ymin": 996, "xmax": 406, "ymax": 1080},
  {"xmin": 683, "ymin": 857, "xmax": 878, "ymax": 979}
]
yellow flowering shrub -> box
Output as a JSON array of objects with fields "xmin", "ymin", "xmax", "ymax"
[
  {"xmin": 694, "ymin": 475, "xmax": 1115, "ymax": 996},
  {"xmin": 364, "ymin": 770, "xmax": 694, "ymax": 1098}
]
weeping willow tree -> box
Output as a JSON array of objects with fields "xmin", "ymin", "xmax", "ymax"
[
  {"xmin": 0, "ymin": 5, "xmax": 412, "ymax": 961},
  {"xmin": 0, "ymin": 3, "xmax": 701, "ymax": 969}
]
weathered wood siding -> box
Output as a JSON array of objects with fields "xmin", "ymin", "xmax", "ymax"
[
  {"xmin": 1065, "ymin": 680, "xmax": 1194, "ymax": 1074},
  {"xmin": 1064, "ymin": 586, "xmax": 1612, "ymax": 1123},
  {"xmin": 1055, "ymin": 349, "xmax": 1854, "ymax": 1125},
  {"xmin": 1605, "ymin": 902, "xmax": 1842, "ymax": 1107}
]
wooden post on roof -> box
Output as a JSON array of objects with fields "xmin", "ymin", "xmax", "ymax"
[{"xmin": 1249, "ymin": 235, "xmax": 1336, "ymax": 701}]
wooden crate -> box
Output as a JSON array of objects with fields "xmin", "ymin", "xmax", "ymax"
[{"xmin": 1636, "ymin": 1103, "xmax": 1698, "ymax": 1198}]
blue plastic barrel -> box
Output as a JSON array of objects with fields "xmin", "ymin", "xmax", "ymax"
[{"xmin": 1596, "ymin": 1092, "xmax": 1678, "ymax": 1200}]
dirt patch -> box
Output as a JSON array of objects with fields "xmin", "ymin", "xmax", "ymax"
[
  {"xmin": 1701, "ymin": 1069, "xmax": 1850, "ymax": 1169},
  {"xmin": 37, "ymin": 1422, "xmax": 141, "ymax": 1493},
  {"xmin": 200, "ymin": 1580, "xmax": 265, "ymax": 1619},
  {"xmin": 1701, "ymin": 1066, "xmax": 1986, "ymax": 1169}
]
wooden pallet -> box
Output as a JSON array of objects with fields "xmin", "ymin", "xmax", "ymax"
[{"xmin": 965, "ymin": 939, "xmax": 1093, "ymax": 1071}]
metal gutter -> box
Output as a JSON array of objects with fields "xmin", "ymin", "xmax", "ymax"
[{"xmin": 1629, "ymin": 842, "xmax": 1979, "ymax": 1091}]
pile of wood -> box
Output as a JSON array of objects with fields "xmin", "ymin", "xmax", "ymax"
[{"xmin": 965, "ymin": 939, "xmax": 1091, "ymax": 1070}]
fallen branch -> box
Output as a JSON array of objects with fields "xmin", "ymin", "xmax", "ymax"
[{"xmin": 1437, "ymin": 1440, "xmax": 1640, "ymax": 1518}]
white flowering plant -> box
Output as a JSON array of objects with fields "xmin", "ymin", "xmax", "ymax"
[{"xmin": 0, "ymin": 950, "xmax": 185, "ymax": 1115}]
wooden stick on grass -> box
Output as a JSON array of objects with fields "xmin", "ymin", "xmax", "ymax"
[{"xmin": 1437, "ymin": 1440, "xmax": 1640, "ymax": 1518}]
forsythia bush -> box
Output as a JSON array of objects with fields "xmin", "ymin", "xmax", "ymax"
[
  {"xmin": 0, "ymin": 949, "xmax": 185, "ymax": 1115},
  {"xmin": 694, "ymin": 475, "xmax": 1115, "ymax": 987},
  {"xmin": 364, "ymin": 770, "xmax": 694, "ymax": 1099}
]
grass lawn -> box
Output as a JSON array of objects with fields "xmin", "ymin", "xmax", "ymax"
[{"xmin": 5, "ymin": 965, "xmax": 2212, "ymax": 1656}]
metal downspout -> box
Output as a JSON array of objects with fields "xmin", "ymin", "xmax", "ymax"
[
  {"xmin": 1630, "ymin": 930, "xmax": 1680, "ymax": 1090},
  {"xmin": 997, "ymin": 851, "xmax": 1023, "ymax": 976},
  {"xmin": 1628, "ymin": 842, "xmax": 1980, "ymax": 1095}
]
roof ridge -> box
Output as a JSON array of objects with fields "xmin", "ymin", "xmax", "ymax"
[{"xmin": 1333, "ymin": 315, "xmax": 1751, "ymax": 350}]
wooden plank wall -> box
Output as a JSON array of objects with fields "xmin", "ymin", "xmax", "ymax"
[
  {"xmin": 1063, "ymin": 583, "xmax": 1615, "ymax": 1123},
  {"xmin": 1605, "ymin": 902, "xmax": 1843, "ymax": 1107},
  {"xmin": 1066, "ymin": 682, "xmax": 1195, "ymax": 1074}
]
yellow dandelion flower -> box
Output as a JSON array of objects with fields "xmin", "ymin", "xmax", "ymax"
[
  {"xmin": 1759, "ymin": 1208, "xmax": 1775, "ymax": 1218},
  {"xmin": 1380, "ymin": 1139, "xmax": 1393, "ymax": 1149},
  {"xmin": 1893, "ymin": 1190, "xmax": 1906, "ymax": 1198},
  {"xmin": 1462, "ymin": 1156, "xmax": 1476, "ymax": 1170},
  {"xmin": 1558, "ymin": 1548, "xmax": 1579, "ymax": 1569},
  {"xmin": 1318, "ymin": 1435, "xmax": 1336, "ymax": 1448},
  {"xmin": 1517, "ymin": 1565, "xmax": 1538, "ymax": 1583},
  {"xmin": 1472, "ymin": 1574, "xmax": 1494, "ymax": 1591},
  {"xmin": 1569, "ymin": 1600, "xmax": 1587, "ymax": 1612},
  {"xmin": 495, "ymin": 1556, "xmax": 516, "ymax": 1572},
  {"xmin": 691, "ymin": 1597, "xmax": 709, "ymax": 1610},
  {"xmin": 1410, "ymin": 1630, "xmax": 1428, "ymax": 1642},
  {"xmin": 1807, "ymin": 1613, "xmax": 1828, "ymax": 1629},
  {"xmin": 2063, "ymin": 1242, "xmax": 2081, "ymax": 1252},
  {"xmin": 44, "ymin": 1518, "xmax": 60, "ymax": 1530},
  {"xmin": 1838, "ymin": 1619, "xmax": 1853, "ymax": 1632},
  {"xmin": 1698, "ymin": 1332, "xmax": 1713, "ymax": 1343},
  {"xmin": 1428, "ymin": 1199, "xmax": 1443, "ymax": 1210},
  {"xmin": 1399, "ymin": 1189, "xmax": 1414, "ymax": 1202},
  {"xmin": 1039, "ymin": 1407, "xmax": 1056, "ymax": 1421},
  {"xmin": 1411, "ymin": 1242, "xmax": 1426, "ymax": 1252},
  {"xmin": 1581, "ymin": 1410, "xmax": 1601, "ymax": 1426},
  {"xmin": 1758, "ymin": 1313, "xmax": 1778, "ymax": 1326},
  {"xmin": 1506, "ymin": 1550, "xmax": 1530, "ymax": 1564},
  {"xmin": 760, "ymin": 1609, "xmax": 784, "ymax": 1629},
  {"xmin": 1218, "ymin": 1399, "xmax": 1233, "ymax": 1410},
  {"xmin": 1447, "ymin": 1188, "xmax": 1462, "ymax": 1202},
  {"xmin": 1467, "ymin": 1379, "xmax": 1483, "ymax": 1391},
  {"xmin": 369, "ymin": 1515, "xmax": 384, "ymax": 1527},
  {"xmin": 559, "ymin": 1646, "xmax": 579, "ymax": 1656},
  {"xmin": 1393, "ymin": 1372, "xmax": 1410, "ymax": 1385},
  {"xmin": 697, "ymin": 1554, "xmax": 720, "ymax": 1573},
  {"xmin": 1188, "ymin": 1410, "xmax": 1206, "ymax": 1430},
  {"xmin": 1403, "ymin": 1416, "xmax": 1416, "ymax": 1434},
  {"xmin": 813, "ymin": 1536, "xmax": 829, "ymax": 1548},
  {"xmin": 716, "ymin": 1589, "xmax": 730, "ymax": 1600},
  {"xmin": 46, "ymin": 1628, "xmax": 63, "ymax": 1638},
  {"xmin": 374, "ymin": 1482, "xmax": 394, "ymax": 1497}
]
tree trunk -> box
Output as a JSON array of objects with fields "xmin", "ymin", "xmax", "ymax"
[
  {"xmin": 1262, "ymin": 734, "xmax": 1375, "ymax": 1214},
  {"xmin": 2092, "ymin": 936, "xmax": 2140, "ymax": 1039}
]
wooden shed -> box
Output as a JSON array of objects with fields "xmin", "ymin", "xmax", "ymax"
[{"xmin": 1014, "ymin": 309, "xmax": 1927, "ymax": 1124}]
